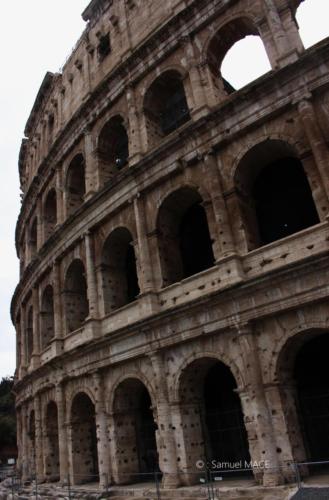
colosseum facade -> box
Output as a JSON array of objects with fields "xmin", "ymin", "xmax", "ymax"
[{"xmin": 11, "ymin": 0, "xmax": 329, "ymax": 495}]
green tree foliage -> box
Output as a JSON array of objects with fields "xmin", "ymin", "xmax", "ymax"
[{"xmin": 0, "ymin": 377, "xmax": 16, "ymax": 448}]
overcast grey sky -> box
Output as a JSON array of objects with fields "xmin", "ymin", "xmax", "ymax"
[{"xmin": 0, "ymin": 1, "xmax": 328, "ymax": 379}]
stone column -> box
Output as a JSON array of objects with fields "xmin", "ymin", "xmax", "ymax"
[
  {"xmin": 21, "ymin": 405, "xmax": 29, "ymax": 481},
  {"xmin": 93, "ymin": 372, "xmax": 111, "ymax": 489},
  {"xmin": 55, "ymin": 165, "xmax": 64, "ymax": 226},
  {"xmin": 297, "ymin": 98, "xmax": 329, "ymax": 200},
  {"xmin": 133, "ymin": 196, "xmax": 156, "ymax": 294},
  {"xmin": 84, "ymin": 127, "xmax": 98, "ymax": 198},
  {"xmin": 37, "ymin": 197, "xmax": 44, "ymax": 249},
  {"xmin": 56, "ymin": 384, "xmax": 69, "ymax": 485},
  {"xmin": 53, "ymin": 260, "xmax": 63, "ymax": 339},
  {"xmin": 203, "ymin": 152, "xmax": 235, "ymax": 258},
  {"xmin": 85, "ymin": 231, "xmax": 99, "ymax": 320},
  {"xmin": 16, "ymin": 407, "xmax": 22, "ymax": 473},
  {"xmin": 19, "ymin": 306, "xmax": 27, "ymax": 377},
  {"xmin": 149, "ymin": 352, "xmax": 180, "ymax": 488},
  {"xmin": 127, "ymin": 86, "xmax": 143, "ymax": 164},
  {"xmin": 236, "ymin": 324, "xmax": 283, "ymax": 486},
  {"xmin": 34, "ymin": 394, "xmax": 44, "ymax": 482},
  {"xmin": 262, "ymin": 0, "xmax": 295, "ymax": 66},
  {"xmin": 32, "ymin": 286, "xmax": 40, "ymax": 369},
  {"xmin": 181, "ymin": 36, "xmax": 209, "ymax": 119}
]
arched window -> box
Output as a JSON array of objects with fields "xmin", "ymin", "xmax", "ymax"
[
  {"xmin": 29, "ymin": 218, "xmax": 38, "ymax": 258},
  {"xmin": 71, "ymin": 393, "xmax": 98, "ymax": 485},
  {"xmin": 64, "ymin": 260, "xmax": 89, "ymax": 333},
  {"xmin": 234, "ymin": 140, "xmax": 319, "ymax": 249},
  {"xmin": 98, "ymin": 116, "xmax": 129, "ymax": 185},
  {"xmin": 66, "ymin": 154, "xmax": 85, "ymax": 217},
  {"xmin": 44, "ymin": 189, "xmax": 57, "ymax": 240},
  {"xmin": 207, "ymin": 18, "xmax": 270, "ymax": 96},
  {"xmin": 26, "ymin": 306, "xmax": 34, "ymax": 363},
  {"xmin": 157, "ymin": 187, "xmax": 215, "ymax": 287},
  {"xmin": 144, "ymin": 70, "xmax": 190, "ymax": 146},
  {"xmin": 40, "ymin": 285, "xmax": 55, "ymax": 350},
  {"xmin": 44, "ymin": 401, "xmax": 60, "ymax": 482},
  {"xmin": 296, "ymin": 1, "xmax": 329, "ymax": 49},
  {"xmin": 101, "ymin": 227, "xmax": 140, "ymax": 314}
]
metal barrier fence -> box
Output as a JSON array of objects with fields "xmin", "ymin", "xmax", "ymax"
[{"xmin": 2, "ymin": 460, "xmax": 329, "ymax": 499}]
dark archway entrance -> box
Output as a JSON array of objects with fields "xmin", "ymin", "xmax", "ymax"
[
  {"xmin": 112, "ymin": 378, "xmax": 159, "ymax": 484},
  {"xmin": 71, "ymin": 392, "xmax": 99, "ymax": 485},
  {"xmin": 295, "ymin": 334, "xmax": 329, "ymax": 464},
  {"xmin": 178, "ymin": 358, "xmax": 250, "ymax": 482}
]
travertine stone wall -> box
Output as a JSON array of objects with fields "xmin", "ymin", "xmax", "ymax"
[{"xmin": 12, "ymin": 0, "xmax": 329, "ymax": 491}]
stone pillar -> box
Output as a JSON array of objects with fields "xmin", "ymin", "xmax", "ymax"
[
  {"xmin": 133, "ymin": 196, "xmax": 156, "ymax": 294},
  {"xmin": 297, "ymin": 98, "xmax": 329, "ymax": 201},
  {"xmin": 56, "ymin": 384, "xmax": 69, "ymax": 485},
  {"xmin": 20, "ymin": 306, "xmax": 27, "ymax": 377},
  {"xmin": 37, "ymin": 197, "xmax": 44, "ymax": 249},
  {"xmin": 16, "ymin": 407, "xmax": 22, "ymax": 473},
  {"xmin": 84, "ymin": 127, "xmax": 98, "ymax": 199},
  {"xmin": 93, "ymin": 372, "xmax": 111, "ymax": 489},
  {"xmin": 181, "ymin": 36, "xmax": 209, "ymax": 119},
  {"xmin": 55, "ymin": 165, "xmax": 64, "ymax": 226},
  {"xmin": 53, "ymin": 260, "xmax": 63, "ymax": 339},
  {"xmin": 85, "ymin": 231, "xmax": 99, "ymax": 321},
  {"xmin": 236, "ymin": 324, "xmax": 283, "ymax": 486},
  {"xmin": 34, "ymin": 394, "xmax": 45, "ymax": 482},
  {"xmin": 262, "ymin": 0, "xmax": 296, "ymax": 66},
  {"xmin": 149, "ymin": 352, "xmax": 180, "ymax": 488},
  {"xmin": 127, "ymin": 86, "xmax": 143, "ymax": 164},
  {"xmin": 203, "ymin": 153, "xmax": 235, "ymax": 258},
  {"xmin": 21, "ymin": 405, "xmax": 29, "ymax": 481},
  {"xmin": 32, "ymin": 286, "xmax": 40, "ymax": 369}
]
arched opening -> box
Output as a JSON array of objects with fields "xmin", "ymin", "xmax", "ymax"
[
  {"xmin": 71, "ymin": 392, "xmax": 98, "ymax": 485},
  {"xmin": 44, "ymin": 401, "xmax": 60, "ymax": 482},
  {"xmin": 101, "ymin": 228, "xmax": 140, "ymax": 314},
  {"xmin": 234, "ymin": 140, "xmax": 319, "ymax": 250},
  {"xmin": 207, "ymin": 18, "xmax": 270, "ymax": 96},
  {"xmin": 112, "ymin": 378, "xmax": 159, "ymax": 484},
  {"xmin": 44, "ymin": 189, "xmax": 57, "ymax": 240},
  {"xmin": 178, "ymin": 358, "xmax": 250, "ymax": 483},
  {"xmin": 26, "ymin": 306, "xmax": 34, "ymax": 364},
  {"xmin": 296, "ymin": 1, "xmax": 329, "ymax": 49},
  {"xmin": 66, "ymin": 154, "xmax": 85, "ymax": 217},
  {"xmin": 29, "ymin": 218, "xmax": 38, "ymax": 258},
  {"xmin": 98, "ymin": 116, "xmax": 129, "ymax": 185},
  {"xmin": 157, "ymin": 187, "xmax": 215, "ymax": 287},
  {"xmin": 294, "ymin": 333, "xmax": 329, "ymax": 465},
  {"xmin": 28, "ymin": 410, "xmax": 36, "ymax": 476},
  {"xmin": 64, "ymin": 260, "xmax": 89, "ymax": 333},
  {"xmin": 144, "ymin": 71, "xmax": 190, "ymax": 146},
  {"xmin": 40, "ymin": 285, "xmax": 55, "ymax": 350}
]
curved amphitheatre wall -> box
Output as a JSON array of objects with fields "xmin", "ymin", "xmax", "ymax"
[{"xmin": 12, "ymin": 0, "xmax": 329, "ymax": 490}]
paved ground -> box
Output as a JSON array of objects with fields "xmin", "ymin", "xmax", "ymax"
[{"xmin": 292, "ymin": 488, "xmax": 329, "ymax": 499}]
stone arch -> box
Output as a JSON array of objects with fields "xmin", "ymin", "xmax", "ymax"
[
  {"xmin": 67, "ymin": 383, "xmax": 97, "ymax": 416},
  {"xmin": 273, "ymin": 327, "xmax": 329, "ymax": 465},
  {"xmin": 143, "ymin": 69, "xmax": 190, "ymax": 147},
  {"xmin": 65, "ymin": 153, "xmax": 86, "ymax": 217},
  {"xmin": 204, "ymin": 14, "xmax": 270, "ymax": 97},
  {"xmin": 63, "ymin": 259, "xmax": 89, "ymax": 333},
  {"xmin": 156, "ymin": 185, "xmax": 215, "ymax": 287},
  {"xmin": 40, "ymin": 284, "xmax": 55, "ymax": 350},
  {"xmin": 233, "ymin": 138, "xmax": 319, "ymax": 250},
  {"xmin": 70, "ymin": 391, "xmax": 99, "ymax": 485},
  {"xmin": 110, "ymin": 375, "xmax": 159, "ymax": 483},
  {"xmin": 43, "ymin": 188, "xmax": 57, "ymax": 240},
  {"xmin": 97, "ymin": 114, "xmax": 129, "ymax": 186},
  {"xmin": 44, "ymin": 400, "xmax": 60, "ymax": 482},
  {"xmin": 108, "ymin": 369, "xmax": 157, "ymax": 413},
  {"xmin": 174, "ymin": 355, "xmax": 250, "ymax": 482},
  {"xmin": 100, "ymin": 226, "xmax": 140, "ymax": 314}
]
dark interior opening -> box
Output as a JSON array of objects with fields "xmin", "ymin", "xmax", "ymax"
[
  {"xmin": 294, "ymin": 334, "xmax": 329, "ymax": 463},
  {"xmin": 136, "ymin": 387, "xmax": 159, "ymax": 475},
  {"xmin": 66, "ymin": 154, "xmax": 85, "ymax": 217},
  {"xmin": 41, "ymin": 285, "xmax": 55, "ymax": 349},
  {"xmin": 44, "ymin": 189, "xmax": 57, "ymax": 239},
  {"xmin": 126, "ymin": 244, "xmax": 140, "ymax": 303},
  {"xmin": 45, "ymin": 402, "xmax": 60, "ymax": 482},
  {"xmin": 253, "ymin": 157, "xmax": 319, "ymax": 245},
  {"xmin": 203, "ymin": 363, "xmax": 251, "ymax": 470},
  {"xmin": 64, "ymin": 260, "xmax": 89, "ymax": 333},
  {"xmin": 180, "ymin": 202, "xmax": 215, "ymax": 279}
]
